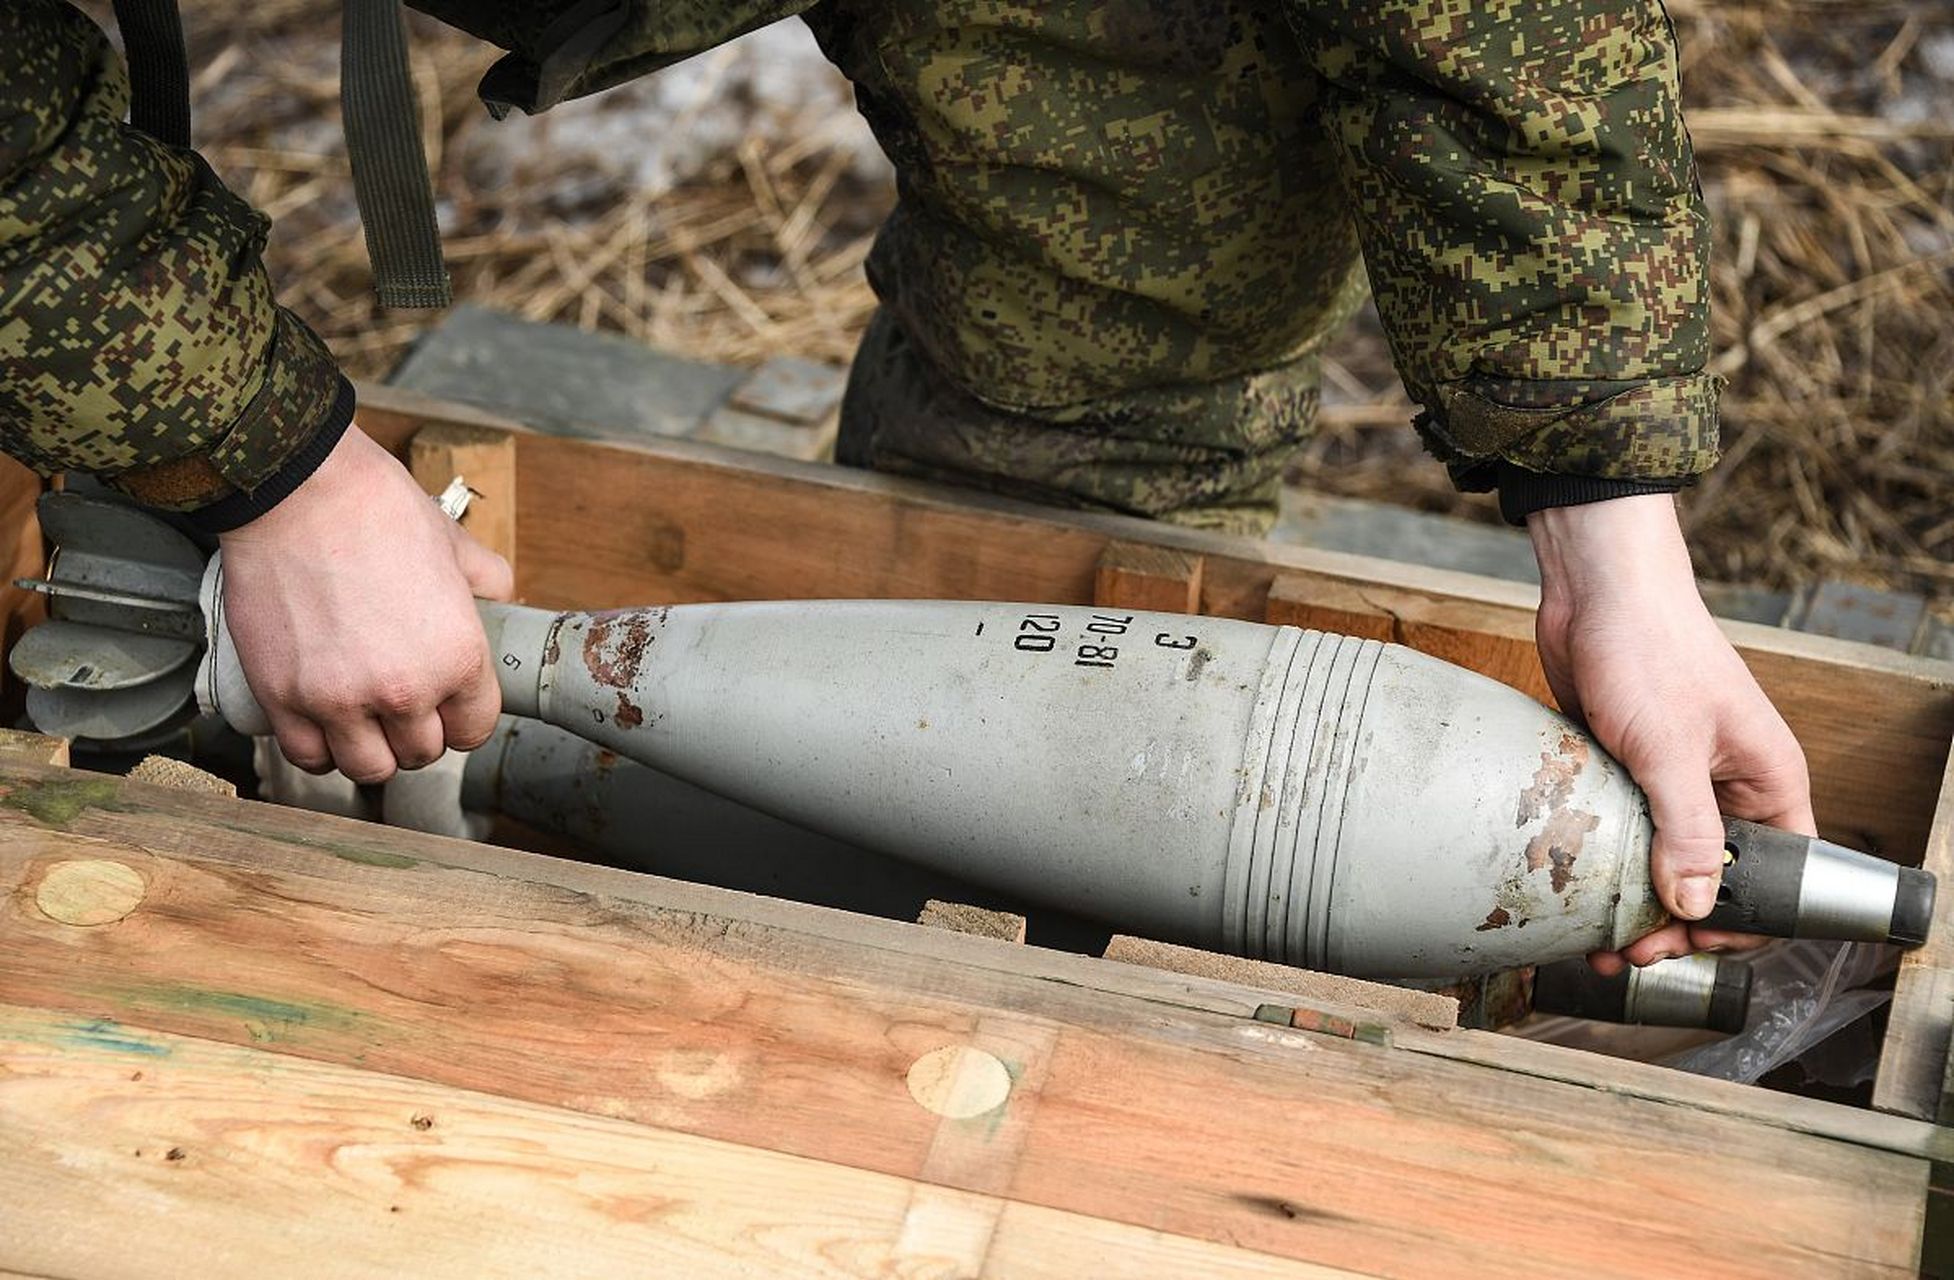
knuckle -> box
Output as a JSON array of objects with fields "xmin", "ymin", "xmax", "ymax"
[
  {"xmin": 1655, "ymin": 831, "xmax": 1726, "ymax": 861},
  {"xmin": 280, "ymin": 746, "xmax": 333, "ymax": 774},
  {"xmin": 369, "ymin": 674, "xmax": 433, "ymax": 718},
  {"xmin": 341, "ymin": 757, "xmax": 397, "ymax": 786},
  {"xmin": 448, "ymin": 720, "xmax": 496, "ymax": 752},
  {"xmin": 291, "ymin": 669, "xmax": 359, "ymax": 720},
  {"xmin": 480, "ymin": 555, "xmax": 516, "ymax": 601},
  {"xmin": 305, "ymin": 691, "xmax": 362, "ymax": 722},
  {"xmin": 396, "ymin": 745, "xmax": 445, "ymax": 771},
  {"xmin": 447, "ymin": 642, "xmax": 489, "ymax": 685}
]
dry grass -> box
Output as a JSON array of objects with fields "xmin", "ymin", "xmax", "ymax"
[{"xmin": 132, "ymin": 0, "xmax": 1954, "ymax": 603}]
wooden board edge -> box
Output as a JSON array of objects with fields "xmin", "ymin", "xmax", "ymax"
[
  {"xmin": 0, "ymin": 457, "xmax": 44, "ymax": 704},
  {"xmin": 3, "ymin": 758, "xmax": 1945, "ymax": 1170},
  {"xmin": 355, "ymin": 381, "xmax": 1954, "ymax": 687},
  {"xmin": 1876, "ymin": 741, "xmax": 1954, "ymax": 1119}
]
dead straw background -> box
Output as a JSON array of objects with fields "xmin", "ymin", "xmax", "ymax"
[{"xmin": 121, "ymin": 1, "xmax": 1954, "ymax": 605}]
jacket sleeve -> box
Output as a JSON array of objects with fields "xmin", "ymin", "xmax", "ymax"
[
  {"xmin": 1291, "ymin": 0, "xmax": 1721, "ymax": 515},
  {"xmin": 408, "ymin": 0, "xmax": 820, "ymax": 116},
  {"xmin": 0, "ymin": 0, "xmax": 351, "ymax": 528}
]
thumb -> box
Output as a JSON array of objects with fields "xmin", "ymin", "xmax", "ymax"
[
  {"xmin": 1636, "ymin": 752, "xmax": 1727, "ymax": 922},
  {"xmin": 448, "ymin": 522, "xmax": 515, "ymax": 602}
]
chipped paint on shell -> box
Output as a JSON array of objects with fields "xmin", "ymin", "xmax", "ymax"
[
  {"xmin": 1515, "ymin": 730, "xmax": 1589, "ymax": 827},
  {"xmin": 1527, "ymin": 807, "xmax": 1601, "ymax": 894}
]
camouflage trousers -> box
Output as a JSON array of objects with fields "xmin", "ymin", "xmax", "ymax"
[
  {"xmin": 812, "ymin": 0, "xmax": 1369, "ymax": 536},
  {"xmin": 835, "ymin": 311, "xmax": 1336, "ymax": 535}
]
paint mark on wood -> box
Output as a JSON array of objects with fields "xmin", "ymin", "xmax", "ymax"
[
  {"xmin": 212, "ymin": 820, "xmax": 419, "ymax": 870},
  {"xmin": 100, "ymin": 983, "xmax": 369, "ymax": 1047},
  {"xmin": 63, "ymin": 1018, "xmax": 170, "ymax": 1058},
  {"xmin": 325, "ymin": 845, "xmax": 419, "ymax": 870},
  {"xmin": 35, "ymin": 858, "xmax": 146, "ymax": 926},
  {"xmin": 3, "ymin": 776, "xmax": 126, "ymax": 827},
  {"xmin": 906, "ymin": 1046, "xmax": 1012, "ymax": 1120}
]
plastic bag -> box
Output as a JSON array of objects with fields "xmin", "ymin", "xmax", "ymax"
[{"xmin": 1667, "ymin": 939, "xmax": 1894, "ymax": 1085}]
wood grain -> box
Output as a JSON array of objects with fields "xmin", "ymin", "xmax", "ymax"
[
  {"xmin": 1102, "ymin": 935, "xmax": 1457, "ymax": 1030},
  {"xmin": 1094, "ymin": 542, "xmax": 1204, "ymax": 614},
  {"xmin": 1875, "ymin": 742, "xmax": 1954, "ymax": 1118},
  {"xmin": 3, "ymin": 760, "xmax": 1936, "ymax": 1164},
  {"xmin": 0, "ymin": 1003, "xmax": 1335, "ymax": 1280},
  {"xmin": 408, "ymin": 422, "xmax": 519, "ymax": 574},
  {"xmin": 0, "ymin": 764, "xmax": 1927, "ymax": 1278},
  {"xmin": 353, "ymin": 383, "xmax": 1954, "ymax": 869},
  {"xmin": 1265, "ymin": 573, "xmax": 1555, "ymax": 707},
  {"xmin": 0, "ymin": 729, "xmax": 67, "ymax": 768},
  {"xmin": 0, "ymin": 457, "xmax": 43, "ymax": 702}
]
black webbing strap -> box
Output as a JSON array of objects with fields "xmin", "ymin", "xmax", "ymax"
[
  {"xmin": 111, "ymin": 0, "xmax": 192, "ymax": 146},
  {"xmin": 341, "ymin": 0, "xmax": 452, "ymax": 308}
]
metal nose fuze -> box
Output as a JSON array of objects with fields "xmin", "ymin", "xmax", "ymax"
[
  {"xmin": 201, "ymin": 596, "xmax": 1935, "ymax": 980},
  {"xmin": 1534, "ymin": 953, "xmax": 1755, "ymax": 1034},
  {"xmin": 1709, "ymin": 819, "xmax": 1935, "ymax": 947}
]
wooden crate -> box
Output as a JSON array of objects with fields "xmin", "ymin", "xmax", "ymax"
[
  {"xmin": 360, "ymin": 385, "xmax": 1954, "ymax": 1117},
  {"xmin": 1, "ymin": 383, "xmax": 1949, "ymax": 1278}
]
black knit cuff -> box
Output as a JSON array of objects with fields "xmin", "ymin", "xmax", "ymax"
[
  {"xmin": 1496, "ymin": 463, "xmax": 1684, "ymax": 526},
  {"xmin": 178, "ymin": 376, "xmax": 357, "ymax": 535}
]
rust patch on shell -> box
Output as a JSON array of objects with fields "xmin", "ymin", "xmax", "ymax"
[
  {"xmin": 1476, "ymin": 906, "xmax": 1512, "ymax": 932},
  {"xmin": 614, "ymin": 692, "xmax": 644, "ymax": 730},
  {"xmin": 1527, "ymin": 808, "xmax": 1600, "ymax": 894},
  {"xmin": 581, "ymin": 610, "xmax": 660, "ymax": 690},
  {"xmin": 1516, "ymin": 731, "xmax": 1588, "ymax": 827}
]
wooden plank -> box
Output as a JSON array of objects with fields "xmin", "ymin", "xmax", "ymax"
[
  {"xmin": 1875, "ymin": 742, "xmax": 1954, "ymax": 1118},
  {"xmin": 0, "ymin": 764, "xmax": 1928, "ymax": 1277},
  {"xmin": 9, "ymin": 755, "xmax": 1952, "ymax": 1175},
  {"xmin": 1260, "ymin": 577, "xmax": 1397, "ymax": 643},
  {"xmin": 0, "ymin": 457, "xmax": 43, "ymax": 702},
  {"xmin": 918, "ymin": 899, "xmax": 1028, "ymax": 944},
  {"xmin": 1094, "ymin": 542, "xmax": 1204, "ymax": 614},
  {"xmin": 351, "ymin": 384, "xmax": 1954, "ymax": 868},
  {"xmin": 1102, "ymin": 935, "xmax": 1457, "ymax": 1031},
  {"xmin": 0, "ymin": 1003, "xmax": 1335, "ymax": 1280},
  {"xmin": 358, "ymin": 380, "xmax": 532, "ymax": 448},
  {"xmin": 2, "ymin": 760, "xmax": 1941, "ymax": 1164},
  {"xmin": 408, "ymin": 422, "xmax": 519, "ymax": 573},
  {"xmin": 1265, "ymin": 574, "xmax": 1555, "ymax": 707},
  {"xmin": 0, "ymin": 729, "xmax": 67, "ymax": 767}
]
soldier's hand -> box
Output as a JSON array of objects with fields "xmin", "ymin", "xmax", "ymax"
[
  {"xmin": 1526, "ymin": 494, "xmax": 1814, "ymax": 975},
  {"xmin": 216, "ymin": 426, "xmax": 514, "ymax": 783}
]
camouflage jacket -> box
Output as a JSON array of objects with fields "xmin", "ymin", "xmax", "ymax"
[{"xmin": 1, "ymin": 0, "xmax": 1720, "ymax": 526}]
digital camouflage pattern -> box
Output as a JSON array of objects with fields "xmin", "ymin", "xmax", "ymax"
[
  {"xmin": 0, "ymin": 0, "xmax": 342, "ymax": 511},
  {"xmin": 1, "ymin": 0, "xmax": 1719, "ymax": 530},
  {"xmin": 836, "ymin": 309, "xmax": 1344, "ymax": 533},
  {"xmin": 811, "ymin": 0, "xmax": 1371, "ymax": 532},
  {"xmin": 1295, "ymin": 0, "xmax": 1721, "ymax": 490},
  {"xmin": 816, "ymin": 0, "xmax": 1720, "ymax": 529}
]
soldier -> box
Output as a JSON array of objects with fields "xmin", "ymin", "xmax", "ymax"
[{"xmin": 1, "ymin": 0, "xmax": 1809, "ymax": 970}]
